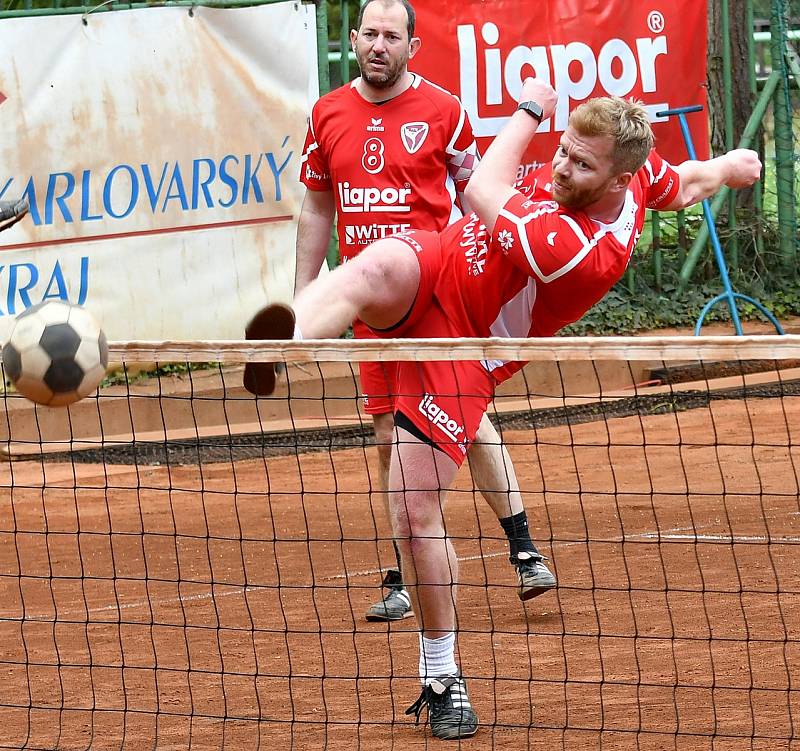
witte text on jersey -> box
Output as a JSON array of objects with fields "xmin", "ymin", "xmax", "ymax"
[{"xmin": 344, "ymin": 223, "xmax": 411, "ymax": 245}]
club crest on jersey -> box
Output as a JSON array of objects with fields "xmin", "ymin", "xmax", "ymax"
[
  {"xmin": 367, "ymin": 117, "xmax": 385, "ymax": 132},
  {"xmin": 400, "ymin": 122, "xmax": 429, "ymax": 154}
]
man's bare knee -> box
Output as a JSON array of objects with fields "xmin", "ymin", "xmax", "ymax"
[{"xmin": 356, "ymin": 239, "xmax": 420, "ymax": 329}]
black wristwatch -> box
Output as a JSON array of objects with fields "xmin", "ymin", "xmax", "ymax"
[{"xmin": 517, "ymin": 101, "xmax": 544, "ymax": 122}]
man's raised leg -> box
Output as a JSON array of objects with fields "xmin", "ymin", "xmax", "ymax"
[{"xmin": 244, "ymin": 238, "xmax": 422, "ymax": 396}]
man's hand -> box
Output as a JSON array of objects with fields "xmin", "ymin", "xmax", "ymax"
[
  {"xmin": 0, "ymin": 197, "xmax": 28, "ymax": 234},
  {"xmin": 519, "ymin": 77, "xmax": 558, "ymax": 122},
  {"xmin": 723, "ymin": 149, "xmax": 762, "ymax": 189}
]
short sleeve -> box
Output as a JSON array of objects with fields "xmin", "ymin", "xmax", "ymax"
[
  {"xmin": 299, "ymin": 107, "xmax": 331, "ymax": 192},
  {"xmin": 490, "ymin": 192, "xmax": 593, "ymax": 283},
  {"xmin": 446, "ymin": 97, "xmax": 480, "ymax": 188},
  {"xmin": 642, "ymin": 149, "xmax": 680, "ymax": 210}
]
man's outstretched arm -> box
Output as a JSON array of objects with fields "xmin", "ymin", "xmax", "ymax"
[
  {"xmin": 660, "ymin": 149, "xmax": 762, "ymax": 211},
  {"xmin": 465, "ymin": 78, "xmax": 558, "ymax": 234}
]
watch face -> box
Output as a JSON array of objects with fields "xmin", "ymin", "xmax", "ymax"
[{"xmin": 520, "ymin": 102, "xmax": 543, "ymax": 119}]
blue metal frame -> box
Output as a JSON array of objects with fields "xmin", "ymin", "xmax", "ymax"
[{"xmin": 655, "ymin": 105, "xmax": 784, "ymax": 337}]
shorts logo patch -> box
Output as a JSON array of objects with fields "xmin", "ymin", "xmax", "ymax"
[{"xmin": 418, "ymin": 394, "xmax": 467, "ymax": 453}]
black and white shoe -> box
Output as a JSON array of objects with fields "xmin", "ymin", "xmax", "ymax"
[
  {"xmin": 514, "ymin": 551, "xmax": 556, "ymax": 601},
  {"xmin": 0, "ymin": 198, "xmax": 28, "ymax": 233},
  {"xmin": 405, "ymin": 674, "xmax": 478, "ymax": 740},
  {"xmin": 364, "ymin": 569, "xmax": 413, "ymax": 621}
]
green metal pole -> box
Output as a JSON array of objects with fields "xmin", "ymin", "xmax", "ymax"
[
  {"xmin": 770, "ymin": 0, "xmax": 797, "ymax": 268},
  {"xmin": 746, "ymin": 0, "xmax": 765, "ymax": 259},
  {"xmin": 677, "ymin": 209, "xmax": 687, "ymax": 261},
  {"xmin": 316, "ymin": 0, "xmax": 336, "ymax": 270},
  {"xmin": 316, "ymin": 0, "xmax": 330, "ymax": 95},
  {"xmin": 721, "ymin": 0, "xmax": 738, "ymax": 269},
  {"xmin": 651, "ymin": 211, "xmax": 662, "ymax": 291},
  {"xmin": 678, "ymin": 70, "xmax": 781, "ymax": 287},
  {"xmin": 339, "ymin": 0, "xmax": 350, "ymax": 85}
]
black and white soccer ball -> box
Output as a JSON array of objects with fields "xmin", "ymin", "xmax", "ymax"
[{"xmin": 2, "ymin": 301, "xmax": 108, "ymax": 407}]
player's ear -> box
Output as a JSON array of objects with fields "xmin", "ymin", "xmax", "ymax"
[
  {"xmin": 408, "ymin": 36, "xmax": 421, "ymax": 58},
  {"xmin": 350, "ymin": 28, "xmax": 358, "ymax": 51},
  {"xmin": 611, "ymin": 172, "xmax": 633, "ymax": 193}
]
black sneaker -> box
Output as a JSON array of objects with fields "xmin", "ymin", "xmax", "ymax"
[
  {"xmin": 365, "ymin": 569, "xmax": 413, "ymax": 621},
  {"xmin": 243, "ymin": 303, "xmax": 295, "ymax": 396},
  {"xmin": 405, "ymin": 674, "xmax": 478, "ymax": 740},
  {"xmin": 514, "ymin": 552, "xmax": 556, "ymax": 601},
  {"xmin": 0, "ymin": 197, "xmax": 28, "ymax": 233}
]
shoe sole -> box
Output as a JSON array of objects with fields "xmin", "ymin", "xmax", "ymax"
[
  {"xmin": 433, "ymin": 724, "xmax": 478, "ymax": 740},
  {"xmin": 0, "ymin": 199, "xmax": 29, "ymax": 233},
  {"xmin": 431, "ymin": 722, "xmax": 479, "ymax": 741},
  {"xmin": 364, "ymin": 609, "xmax": 414, "ymax": 622},
  {"xmin": 519, "ymin": 582, "xmax": 556, "ymax": 601},
  {"xmin": 243, "ymin": 303, "xmax": 295, "ymax": 396}
]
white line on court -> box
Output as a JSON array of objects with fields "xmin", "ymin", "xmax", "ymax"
[{"xmin": 1, "ymin": 525, "xmax": 795, "ymax": 622}]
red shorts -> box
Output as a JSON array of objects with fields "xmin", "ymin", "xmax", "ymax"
[
  {"xmin": 369, "ymin": 230, "xmax": 496, "ymax": 466},
  {"xmin": 353, "ymin": 320, "xmax": 398, "ymax": 415}
]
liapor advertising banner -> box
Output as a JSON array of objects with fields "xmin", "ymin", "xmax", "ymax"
[{"xmin": 410, "ymin": 0, "xmax": 708, "ymax": 176}]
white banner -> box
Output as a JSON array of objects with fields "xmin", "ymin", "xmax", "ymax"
[{"xmin": 0, "ymin": 2, "xmax": 316, "ymax": 340}]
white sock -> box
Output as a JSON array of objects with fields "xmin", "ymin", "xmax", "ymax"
[{"xmin": 419, "ymin": 632, "xmax": 458, "ymax": 685}]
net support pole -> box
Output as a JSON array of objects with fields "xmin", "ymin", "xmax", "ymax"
[{"xmin": 678, "ymin": 70, "xmax": 781, "ymax": 286}]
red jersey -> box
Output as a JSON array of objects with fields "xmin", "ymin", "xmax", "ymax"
[
  {"xmin": 300, "ymin": 74, "xmax": 479, "ymax": 262},
  {"xmin": 422, "ymin": 149, "xmax": 681, "ymax": 382}
]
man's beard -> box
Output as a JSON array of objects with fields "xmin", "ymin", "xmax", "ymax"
[
  {"xmin": 551, "ymin": 176, "xmax": 610, "ymax": 210},
  {"xmin": 357, "ymin": 51, "xmax": 406, "ymax": 89}
]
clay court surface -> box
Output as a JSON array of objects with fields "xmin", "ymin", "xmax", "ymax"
[{"xmin": 1, "ymin": 373, "xmax": 799, "ymax": 749}]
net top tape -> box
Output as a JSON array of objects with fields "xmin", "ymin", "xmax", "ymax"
[{"xmin": 108, "ymin": 334, "xmax": 800, "ymax": 363}]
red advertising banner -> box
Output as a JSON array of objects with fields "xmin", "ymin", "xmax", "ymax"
[{"xmin": 411, "ymin": 0, "xmax": 709, "ymax": 173}]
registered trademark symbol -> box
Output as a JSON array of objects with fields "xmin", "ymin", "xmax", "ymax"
[{"xmin": 647, "ymin": 11, "xmax": 665, "ymax": 33}]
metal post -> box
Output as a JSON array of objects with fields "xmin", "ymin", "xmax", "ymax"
[
  {"xmin": 678, "ymin": 70, "xmax": 781, "ymax": 286},
  {"xmin": 745, "ymin": 0, "xmax": 765, "ymax": 259},
  {"xmin": 770, "ymin": 0, "xmax": 797, "ymax": 268},
  {"xmin": 677, "ymin": 210, "xmax": 687, "ymax": 261},
  {"xmin": 659, "ymin": 105, "xmax": 783, "ymax": 336},
  {"xmin": 316, "ymin": 0, "xmax": 330, "ymax": 95},
  {"xmin": 651, "ymin": 211, "xmax": 662, "ymax": 290},
  {"xmin": 721, "ymin": 0, "xmax": 738, "ymax": 268},
  {"xmin": 339, "ymin": 0, "xmax": 350, "ymax": 85}
]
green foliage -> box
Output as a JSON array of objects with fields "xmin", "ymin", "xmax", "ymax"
[
  {"xmin": 101, "ymin": 361, "xmax": 220, "ymax": 388},
  {"xmin": 564, "ymin": 275, "xmax": 800, "ymax": 335},
  {"xmin": 565, "ymin": 206, "xmax": 800, "ymax": 335}
]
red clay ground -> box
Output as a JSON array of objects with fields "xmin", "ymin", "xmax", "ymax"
[{"xmin": 1, "ymin": 387, "xmax": 799, "ymax": 750}]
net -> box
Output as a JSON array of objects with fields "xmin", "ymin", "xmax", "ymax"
[{"xmin": 1, "ymin": 335, "xmax": 799, "ymax": 750}]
